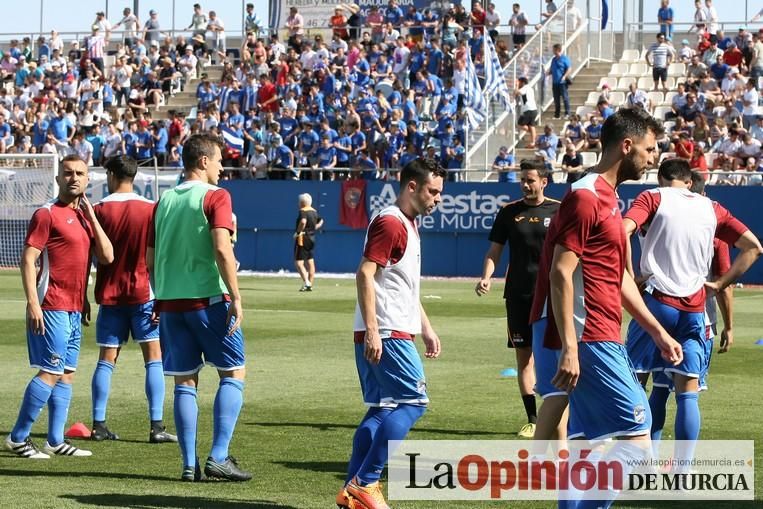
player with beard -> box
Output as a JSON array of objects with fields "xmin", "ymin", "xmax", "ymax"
[
  {"xmin": 530, "ymin": 109, "xmax": 683, "ymax": 508},
  {"xmin": 475, "ymin": 159, "xmax": 559, "ymax": 438},
  {"xmin": 338, "ymin": 158, "xmax": 446, "ymax": 509},
  {"xmin": 6, "ymin": 155, "xmax": 113, "ymax": 458}
]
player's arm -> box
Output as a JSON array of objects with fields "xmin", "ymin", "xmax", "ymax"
[
  {"xmin": 475, "ymin": 241, "xmax": 503, "ymax": 296},
  {"xmin": 716, "ymin": 284, "xmax": 734, "ymax": 353},
  {"xmin": 212, "ymin": 227, "xmax": 242, "ymax": 335},
  {"xmin": 80, "ymin": 196, "xmax": 114, "ymax": 265},
  {"xmin": 21, "ymin": 245, "xmax": 44, "ymax": 335},
  {"xmin": 622, "ymin": 269, "xmax": 682, "ymax": 365},
  {"xmin": 294, "ymin": 217, "xmax": 306, "ymax": 238},
  {"xmin": 419, "ymin": 303, "xmax": 440, "ymax": 358},
  {"xmin": 549, "ymin": 245, "xmax": 580, "ymax": 392},
  {"xmin": 623, "ymin": 218, "xmax": 638, "ymax": 279},
  {"xmin": 357, "ymin": 257, "xmax": 382, "ymax": 364},
  {"xmin": 706, "ymin": 231, "xmax": 763, "ymax": 293}
]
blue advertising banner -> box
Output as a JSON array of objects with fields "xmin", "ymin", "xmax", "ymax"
[{"xmin": 223, "ymin": 181, "xmax": 763, "ymax": 282}]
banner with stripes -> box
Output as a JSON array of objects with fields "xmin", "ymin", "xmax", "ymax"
[
  {"xmin": 221, "ymin": 125, "xmax": 244, "ymax": 152},
  {"xmin": 464, "ymin": 51, "xmax": 486, "ymax": 130},
  {"xmin": 483, "ymin": 36, "xmax": 513, "ymax": 112}
]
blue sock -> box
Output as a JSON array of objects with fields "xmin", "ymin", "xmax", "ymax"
[
  {"xmin": 356, "ymin": 404, "xmax": 426, "ymax": 485},
  {"xmin": 10, "ymin": 377, "xmax": 54, "ymax": 443},
  {"xmin": 174, "ymin": 385, "xmax": 198, "ymax": 468},
  {"xmin": 47, "ymin": 381, "xmax": 72, "ymax": 446},
  {"xmin": 674, "ymin": 391, "xmax": 700, "ymax": 471},
  {"xmin": 346, "ymin": 407, "xmax": 393, "ymax": 484},
  {"xmin": 144, "ymin": 360, "xmax": 165, "ymax": 422},
  {"xmin": 91, "ymin": 360, "xmax": 114, "ymax": 422},
  {"xmin": 209, "ymin": 378, "xmax": 244, "ymax": 463},
  {"xmin": 649, "ymin": 385, "xmax": 671, "ymax": 442}
]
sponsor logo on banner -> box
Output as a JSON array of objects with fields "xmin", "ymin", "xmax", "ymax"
[
  {"xmin": 388, "ymin": 440, "xmax": 755, "ymax": 501},
  {"xmin": 369, "ymin": 183, "xmax": 512, "ymax": 231}
]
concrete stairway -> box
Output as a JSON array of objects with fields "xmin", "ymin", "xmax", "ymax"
[
  {"xmin": 158, "ymin": 64, "xmax": 225, "ymax": 115},
  {"xmin": 511, "ymin": 61, "xmax": 611, "ymax": 165}
]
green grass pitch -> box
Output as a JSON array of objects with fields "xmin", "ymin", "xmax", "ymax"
[{"xmin": 0, "ymin": 272, "xmax": 761, "ymax": 508}]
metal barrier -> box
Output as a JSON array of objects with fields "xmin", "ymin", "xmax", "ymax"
[{"xmin": 623, "ymin": 21, "xmax": 763, "ymax": 54}]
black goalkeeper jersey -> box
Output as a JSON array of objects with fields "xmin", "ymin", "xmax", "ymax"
[{"xmin": 488, "ymin": 198, "xmax": 560, "ymax": 301}]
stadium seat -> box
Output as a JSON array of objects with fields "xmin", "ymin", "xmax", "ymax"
[
  {"xmin": 626, "ymin": 63, "xmax": 649, "ymax": 77},
  {"xmin": 609, "ymin": 91, "xmax": 626, "ymax": 107},
  {"xmin": 608, "ymin": 63, "xmax": 629, "ymax": 77},
  {"xmin": 647, "ymin": 91, "xmax": 664, "ymax": 108},
  {"xmin": 663, "ymin": 120, "xmax": 676, "ymax": 133},
  {"xmin": 580, "ymin": 151, "xmax": 598, "ymax": 168},
  {"xmin": 620, "ymin": 49, "xmax": 641, "ymax": 63},
  {"xmin": 668, "ymin": 63, "xmax": 686, "ymax": 77},
  {"xmin": 653, "ymin": 106, "xmax": 673, "ymax": 120},
  {"xmin": 705, "ymin": 152, "xmax": 718, "ymax": 169},
  {"xmin": 576, "ymin": 105, "xmax": 595, "ymax": 118},
  {"xmin": 374, "ymin": 80, "xmax": 394, "ymax": 98},
  {"xmin": 597, "ymin": 77, "xmax": 618, "ymax": 90},
  {"xmin": 659, "ymin": 151, "xmax": 676, "ymax": 162},
  {"xmin": 644, "ymin": 170, "xmax": 659, "ymax": 184},
  {"xmin": 617, "ymin": 77, "xmax": 637, "ymax": 91},
  {"xmin": 712, "ymin": 106, "xmax": 726, "ymax": 118},
  {"xmin": 664, "ymin": 77, "xmax": 675, "ymax": 89},
  {"xmin": 637, "ymin": 77, "xmax": 654, "ymax": 90},
  {"xmin": 584, "ymin": 91, "xmax": 601, "ymax": 106},
  {"xmin": 664, "ymin": 91, "xmax": 677, "ymax": 105}
]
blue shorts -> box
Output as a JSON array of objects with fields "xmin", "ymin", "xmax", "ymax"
[
  {"xmin": 532, "ymin": 319, "xmax": 565, "ymax": 399},
  {"xmin": 568, "ymin": 341, "xmax": 651, "ymax": 441},
  {"xmin": 355, "ymin": 338, "xmax": 428, "ymax": 408},
  {"xmin": 96, "ymin": 302, "xmax": 160, "ymax": 347},
  {"xmin": 159, "ymin": 301, "xmax": 246, "ymax": 376},
  {"xmin": 27, "ymin": 310, "xmax": 82, "ymax": 375}
]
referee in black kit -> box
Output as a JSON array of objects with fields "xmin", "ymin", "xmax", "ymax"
[
  {"xmin": 294, "ymin": 192, "xmax": 323, "ymax": 292},
  {"xmin": 475, "ymin": 159, "xmax": 559, "ymax": 438}
]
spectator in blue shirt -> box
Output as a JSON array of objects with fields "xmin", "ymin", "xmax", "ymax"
[
  {"xmin": 298, "ymin": 122, "xmax": 320, "ymax": 167},
  {"xmin": 657, "ymin": 0, "xmax": 674, "ymax": 40},
  {"xmin": 492, "ymin": 146, "xmax": 518, "ymax": 183},
  {"xmin": 49, "ymin": 108, "xmax": 73, "ymax": 142},
  {"xmin": 314, "ymin": 135, "xmax": 337, "ymax": 179},
  {"xmin": 548, "ymin": 44, "xmax": 571, "ymax": 119},
  {"xmin": 270, "ymin": 134, "xmax": 296, "ymax": 180},
  {"xmin": 399, "ymin": 142, "xmax": 419, "ymax": 169},
  {"xmin": 385, "ymin": 0, "xmax": 404, "ymax": 28},
  {"xmin": 152, "ymin": 122, "xmax": 169, "ymax": 166},
  {"xmin": 535, "ymin": 124, "xmax": 559, "ymax": 169},
  {"xmin": 585, "ymin": 116, "xmax": 603, "ymax": 151},
  {"xmin": 334, "ymin": 126, "xmax": 353, "ymax": 171},
  {"xmin": 134, "ymin": 122, "xmax": 153, "ymax": 162}
]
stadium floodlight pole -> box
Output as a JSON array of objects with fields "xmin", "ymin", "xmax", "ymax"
[
  {"xmin": 172, "ymin": 0, "xmax": 176, "ymax": 37},
  {"xmin": 39, "ymin": 0, "xmax": 43, "ymax": 35},
  {"xmin": 134, "ymin": 0, "xmax": 139, "ymax": 19}
]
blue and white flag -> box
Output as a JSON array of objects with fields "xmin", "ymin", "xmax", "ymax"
[
  {"xmin": 483, "ymin": 36, "xmax": 514, "ymax": 112},
  {"xmin": 464, "ymin": 51, "xmax": 487, "ymax": 130},
  {"xmin": 221, "ymin": 125, "xmax": 244, "ymax": 152}
]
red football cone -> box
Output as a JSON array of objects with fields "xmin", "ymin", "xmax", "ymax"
[{"xmin": 65, "ymin": 422, "xmax": 91, "ymax": 439}]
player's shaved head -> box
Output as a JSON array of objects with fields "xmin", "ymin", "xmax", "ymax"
[
  {"xmin": 60, "ymin": 154, "xmax": 88, "ymax": 173},
  {"xmin": 104, "ymin": 156, "xmax": 137, "ymax": 182}
]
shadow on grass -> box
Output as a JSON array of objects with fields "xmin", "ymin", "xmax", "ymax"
[
  {"xmin": 249, "ymin": 421, "xmax": 507, "ymax": 436},
  {"xmin": 0, "ymin": 467, "xmax": 170, "ymax": 482},
  {"xmin": 61, "ymin": 494, "xmax": 298, "ymax": 509},
  {"xmin": 272, "ymin": 460, "xmax": 347, "ymax": 480}
]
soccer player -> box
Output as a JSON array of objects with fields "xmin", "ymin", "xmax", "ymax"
[
  {"xmin": 89, "ymin": 156, "xmax": 177, "ymax": 444},
  {"xmin": 475, "ymin": 159, "xmax": 559, "ymax": 438},
  {"xmin": 294, "ymin": 192, "xmax": 324, "ymax": 292},
  {"xmin": 147, "ymin": 133, "xmax": 250, "ymax": 482},
  {"xmin": 531, "ymin": 109, "xmax": 683, "ymax": 507},
  {"xmin": 5, "ymin": 154, "xmax": 113, "ymax": 458},
  {"xmin": 337, "ymin": 158, "xmax": 445, "ymax": 509},
  {"xmin": 624, "ymin": 159, "xmax": 760, "ymax": 460}
]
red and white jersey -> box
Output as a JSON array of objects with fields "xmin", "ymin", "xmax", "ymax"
[
  {"xmin": 530, "ymin": 173, "xmax": 626, "ymax": 348},
  {"xmin": 94, "ymin": 192, "xmax": 154, "ymax": 306},
  {"xmin": 25, "ymin": 200, "xmax": 93, "ymax": 312},
  {"xmin": 353, "ymin": 205, "xmax": 421, "ymax": 341},
  {"xmin": 624, "ymin": 188, "xmax": 747, "ymax": 312}
]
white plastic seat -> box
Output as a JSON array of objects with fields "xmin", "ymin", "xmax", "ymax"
[
  {"xmin": 617, "ymin": 77, "xmax": 637, "ymax": 91},
  {"xmin": 608, "ymin": 63, "xmax": 629, "ymax": 77},
  {"xmin": 653, "ymin": 106, "xmax": 673, "ymax": 120},
  {"xmin": 668, "ymin": 63, "xmax": 686, "ymax": 76},
  {"xmin": 584, "ymin": 91, "xmax": 601, "ymax": 106},
  {"xmin": 580, "ymin": 151, "xmax": 598, "ymax": 168},
  {"xmin": 597, "ymin": 77, "xmax": 618, "ymax": 90},
  {"xmin": 626, "ymin": 63, "xmax": 649, "ymax": 77},
  {"xmin": 637, "ymin": 76, "xmax": 654, "ymax": 90},
  {"xmin": 609, "ymin": 91, "xmax": 626, "ymax": 107},
  {"xmin": 620, "ymin": 49, "xmax": 640, "ymax": 63}
]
